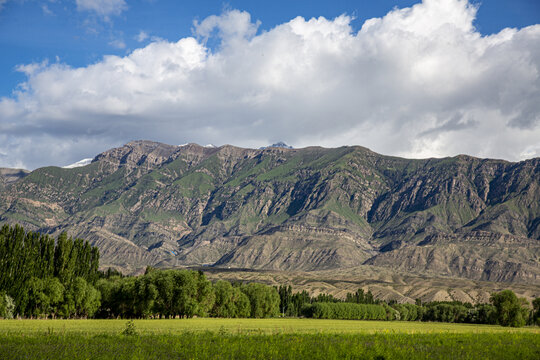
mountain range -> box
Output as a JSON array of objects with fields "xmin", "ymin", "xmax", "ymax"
[{"xmin": 1, "ymin": 140, "xmax": 538, "ymax": 285}]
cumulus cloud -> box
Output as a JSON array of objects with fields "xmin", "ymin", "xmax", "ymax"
[
  {"xmin": 193, "ymin": 9, "xmax": 260, "ymax": 43},
  {"xmin": 0, "ymin": 0, "xmax": 539, "ymax": 169},
  {"xmin": 76, "ymin": 0, "xmax": 127, "ymax": 19}
]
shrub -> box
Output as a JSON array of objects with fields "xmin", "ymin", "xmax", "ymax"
[{"xmin": 122, "ymin": 320, "xmax": 138, "ymax": 336}]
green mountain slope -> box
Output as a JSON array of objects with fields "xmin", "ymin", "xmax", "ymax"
[{"xmin": 1, "ymin": 140, "xmax": 538, "ymax": 283}]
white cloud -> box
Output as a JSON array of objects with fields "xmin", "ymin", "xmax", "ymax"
[
  {"xmin": 193, "ymin": 9, "xmax": 260, "ymax": 43},
  {"xmin": 135, "ymin": 30, "xmax": 149, "ymax": 42},
  {"xmin": 14, "ymin": 59, "xmax": 49, "ymax": 76},
  {"xmin": 76, "ymin": 0, "xmax": 127, "ymax": 19},
  {"xmin": 134, "ymin": 30, "xmax": 162, "ymax": 43},
  {"xmin": 108, "ymin": 38, "xmax": 126, "ymax": 49},
  {"xmin": 42, "ymin": 4, "xmax": 54, "ymax": 16},
  {"xmin": 0, "ymin": 0, "xmax": 539, "ymax": 169}
]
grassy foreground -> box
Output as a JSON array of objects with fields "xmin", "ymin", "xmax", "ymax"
[{"xmin": 0, "ymin": 319, "xmax": 539, "ymax": 359}]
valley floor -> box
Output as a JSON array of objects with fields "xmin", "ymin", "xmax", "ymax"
[{"xmin": 0, "ymin": 319, "xmax": 538, "ymax": 359}]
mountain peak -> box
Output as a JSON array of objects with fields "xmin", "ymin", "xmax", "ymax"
[{"xmin": 260, "ymin": 141, "xmax": 293, "ymax": 150}]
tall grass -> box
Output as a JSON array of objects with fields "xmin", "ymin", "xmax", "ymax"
[
  {"xmin": 1, "ymin": 318, "xmax": 538, "ymax": 335},
  {"xmin": 0, "ymin": 332, "xmax": 538, "ymax": 359},
  {"xmin": 0, "ymin": 319, "xmax": 538, "ymax": 359}
]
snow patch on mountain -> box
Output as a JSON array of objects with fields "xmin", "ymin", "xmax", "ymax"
[{"xmin": 62, "ymin": 158, "xmax": 93, "ymax": 169}]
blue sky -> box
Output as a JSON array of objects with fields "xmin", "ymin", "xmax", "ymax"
[{"xmin": 0, "ymin": 0, "xmax": 539, "ymax": 169}]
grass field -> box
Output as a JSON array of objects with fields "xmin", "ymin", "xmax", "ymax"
[
  {"xmin": 0, "ymin": 319, "xmax": 539, "ymax": 359},
  {"xmin": 1, "ymin": 318, "xmax": 539, "ymax": 335}
]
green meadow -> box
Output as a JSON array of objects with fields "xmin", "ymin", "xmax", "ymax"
[
  {"xmin": 1, "ymin": 318, "xmax": 539, "ymax": 335},
  {"xmin": 1, "ymin": 319, "xmax": 539, "ymax": 359}
]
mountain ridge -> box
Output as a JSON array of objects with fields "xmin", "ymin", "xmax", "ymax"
[{"xmin": 1, "ymin": 140, "xmax": 538, "ymax": 284}]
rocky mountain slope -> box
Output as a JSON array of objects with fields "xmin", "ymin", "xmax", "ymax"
[
  {"xmin": 0, "ymin": 168, "xmax": 29, "ymax": 188},
  {"xmin": 1, "ymin": 140, "xmax": 538, "ymax": 283}
]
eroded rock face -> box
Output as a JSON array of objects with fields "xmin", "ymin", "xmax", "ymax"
[
  {"xmin": 0, "ymin": 141, "xmax": 539, "ymax": 283},
  {"xmin": 0, "ymin": 168, "xmax": 29, "ymax": 187}
]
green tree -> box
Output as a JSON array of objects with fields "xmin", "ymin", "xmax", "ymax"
[
  {"xmin": 43, "ymin": 277, "xmax": 64, "ymax": 318},
  {"xmin": 490, "ymin": 290, "xmax": 529, "ymax": 327},
  {"xmin": 468, "ymin": 303, "xmax": 496, "ymax": 324},
  {"xmin": 278, "ymin": 285, "xmax": 292, "ymax": 316},
  {"xmin": 531, "ymin": 297, "xmax": 540, "ymax": 326},
  {"xmin": 289, "ymin": 290, "xmax": 311, "ymax": 317},
  {"xmin": 169, "ymin": 270, "xmax": 215, "ymax": 318},
  {"xmin": 54, "ymin": 233, "xmax": 73, "ymax": 284},
  {"xmin": 25, "ymin": 277, "xmax": 47, "ymax": 318},
  {"xmin": 62, "ymin": 277, "xmax": 101, "ymax": 318},
  {"xmin": 194, "ymin": 271, "xmax": 215, "ymax": 317},
  {"xmin": 212, "ymin": 280, "xmax": 250, "ymax": 318},
  {"xmin": 95, "ymin": 276, "xmax": 123, "ymax": 318},
  {"xmin": 212, "ymin": 280, "xmax": 236, "ymax": 318},
  {"xmin": 171, "ymin": 270, "xmax": 198, "ymax": 317},
  {"xmin": 151, "ymin": 271, "xmax": 175, "ymax": 318},
  {"xmin": 0, "ymin": 224, "xmax": 100, "ymax": 318},
  {"xmin": 0, "ymin": 292, "xmax": 15, "ymax": 319},
  {"xmin": 134, "ymin": 276, "xmax": 158, "ymax": 318},
  {"xmin": 117, "ymin": 277, "xmax": 137, "ymax": 318},
  {"xmin": 241, "ymin": 283, "xmax": 280, "ymax": 318},
  {"xmin": 233, "ymin": 286, "xmax": 251, "ymax": 318}
]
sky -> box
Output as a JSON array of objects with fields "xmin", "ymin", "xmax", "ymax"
[{"xmin": 0, "ymin": 0, "xmax": 539, "ymax": 170}]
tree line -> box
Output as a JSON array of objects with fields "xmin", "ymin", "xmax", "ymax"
[
  {"xmin": 0, "ymin": 224, "xmax": 100, "ymax": 318},
  {"xmin": 1, "ymin": 224, "xmax": 539, "ymax": 327},
  {"xmin": 278, "ymin": 285, "xmax": 538, "ymax": 327},
  {"xmin": 96, "ymin": 267, "xmax": 280, "ymax": 319}
]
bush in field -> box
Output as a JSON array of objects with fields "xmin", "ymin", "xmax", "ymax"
[
  {"xmin": 121, "ymin": 320, "xmax": 138, "ymax": 336},
  {"xmin": 490, "ymin": 290, "xmax": 529, "ymax": 327}
]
